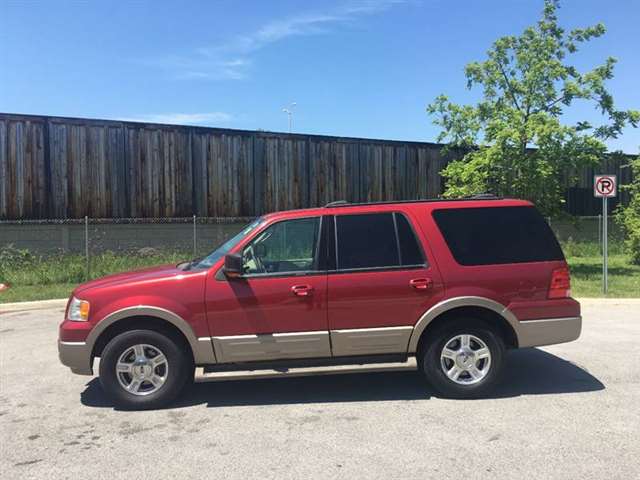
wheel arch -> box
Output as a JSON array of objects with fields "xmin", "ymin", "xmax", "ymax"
[
  {"xmin": 408, "ymin": 297, "xmax": 519, "ymax": 354},
  {"xmin": 88, "ymin": 306, "xmax": 215, "ymax": 365}
]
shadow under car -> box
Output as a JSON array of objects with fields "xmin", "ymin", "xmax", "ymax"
[{"xmin": 80, "ymin": 347, "xmax": 605, "ymax": 410}]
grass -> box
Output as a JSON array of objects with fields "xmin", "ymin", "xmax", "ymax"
[
  {"xmin": 3, "ymin": 283, "xmax": 78, "ymax": 303},
  {"xmin": 1, "ymin": 241, "xmax": 638, "ymax": 304},
  {"xmin": 569, "ymin": 255, "xmax": 640, "ymax": 297},
  {"xmin": 0, "ymin": 248, "xmax": 191, "ymax": 304},
  {"xmin": 558, "ymin": 239, "xmax": 638, "ymax": 297}
]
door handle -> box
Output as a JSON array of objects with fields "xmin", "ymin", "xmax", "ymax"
[
  {"xmin": 291, "ymin": 284, "xmax": 314, "ymax": 297},
  {"xmin": 409, "ymin": 278, "xmax": 432, "ymax": 290}
]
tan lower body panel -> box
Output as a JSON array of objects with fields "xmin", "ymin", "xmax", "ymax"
[
  {"xmin": 212, "ymin": 331, "xmax": 331, "ymax": 363},
  {"xmin": 211, "ymin": 315, "xmax": 581, "ymax": 364},
  {"xmin": 58, "ymin": 341, "xmax": 93, "ymax": 375},
  {"xmin": 517, "ymin": 316, "xmax": 582, "ymax": 348},
  {"xmin": 330, "ymin": 326, "xmax": 413, "ymax": 357},
  {"xmin": 212, "ymin": 327, "xmax": 414, "ymax": 363}
]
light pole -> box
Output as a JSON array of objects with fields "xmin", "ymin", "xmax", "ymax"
[{"xmin": 282, "ymin": 102, "xmax": 296, "ymax": 133}]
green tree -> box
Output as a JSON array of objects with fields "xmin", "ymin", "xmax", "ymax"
[
  {"xmin": 617, "ymin": 153, "xmax": 640, "ymax": 264},
  {"xmin": 427, "ymin": 0, "xmax": 639, "ymax": 216}
]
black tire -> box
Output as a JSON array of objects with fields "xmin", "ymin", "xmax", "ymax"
[
  {"xmin": 419, "ymin": 319, "xmax": 505, "ymax": 399},
  {"xmin": 99, "ymin": 329, "xmax": 192, "ymax": 410}
]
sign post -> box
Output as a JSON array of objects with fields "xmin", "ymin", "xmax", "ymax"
[{"xmin": 594, "ymin": 175, "xmax": 617, "ymax": 294}]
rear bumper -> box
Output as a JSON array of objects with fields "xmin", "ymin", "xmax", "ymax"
[
  {"xmin": 517, "ymin": 316, "xmax": 582, "ymax": 348},
  {"xmin": 58, "ymin": 340, "xmax": 93, "ymax": 375}
]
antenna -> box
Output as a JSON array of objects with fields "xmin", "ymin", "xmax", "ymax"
[{"xmin": 282, "ymin": 102, "xmax": 297, "ymax": 133}]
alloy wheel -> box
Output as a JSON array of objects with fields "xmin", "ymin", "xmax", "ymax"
[
  {"xmin": 440, "ymin": 334, "xmax": 492, "ymax": 385},
  {"xmin": 115, "ymin": 344, "xmax": 169, "ymax": 396}
]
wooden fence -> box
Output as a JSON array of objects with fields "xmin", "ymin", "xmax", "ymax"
[{"xmin": 0, "ymin": 112, "xmax": 633, "ymax": 219}]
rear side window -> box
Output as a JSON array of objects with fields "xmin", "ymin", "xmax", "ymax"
[
  {"xmin": 335, "ymin": 212, "xmax": 425, "ymax": 270},
  {"xmin": 337, "ymin": 213, "xmax": 398, "ymax": 269},
  {"xmin": 432, "ymin": 206, "xmax": 564, "ymax": 266}
]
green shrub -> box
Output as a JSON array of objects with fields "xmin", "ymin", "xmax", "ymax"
[
  {"xmin": 617, "ymin": 154, "xmax": 640, "ymax": 265},
  {"xmin": 0, "ymin": 246, "xmax": 190, "ymax": 288}
]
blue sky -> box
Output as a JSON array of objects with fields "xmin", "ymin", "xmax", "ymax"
[{"xmin": 1, "ymin": 0, "xmax": 638, "ymax": 152}]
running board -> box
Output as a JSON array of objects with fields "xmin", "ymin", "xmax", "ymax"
[
  {"xmin": 196, "ymin": 357, "xmax": 417, "ymax": 383},
  {"xmin": 202, "ymin": 354, "xmax": 408, "ymax": 373}
]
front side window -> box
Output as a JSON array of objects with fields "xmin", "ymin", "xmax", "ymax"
[
  {"xmin": 242, "ymin": 217, "xmax": 321, "ymax": 275},
  {"xmin": 335, "ymin": 212, "xmax": 425, "ymax": 271},
  {"xmin": 193, "ymin": 217, "xmax": 264, "ymax": 269}
]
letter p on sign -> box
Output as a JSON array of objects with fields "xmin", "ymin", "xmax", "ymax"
[{"xmin": 594, "ymin": 175, "xmax": 617, "ymax": 198}]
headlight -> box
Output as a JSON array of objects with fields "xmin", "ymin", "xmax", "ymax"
[{"xmin": 67, "ymin": 297, "xmax": 90, "ymax": 322}]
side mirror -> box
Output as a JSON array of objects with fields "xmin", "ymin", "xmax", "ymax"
[{"xmin": 224, "ymin": 253, "xmax": 243, "ymax": 279}]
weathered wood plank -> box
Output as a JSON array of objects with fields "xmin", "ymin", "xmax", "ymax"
[
  {"xmin": 0, "ymin": 120, "xmax": 7, "ymax": 219},
  {"xmin": 0, "ymin": 113, "xmax": 632, "ymax": 219},
  {"xmin": 253, "ymin": 136, "xmax": 265, "ymax": 215}
]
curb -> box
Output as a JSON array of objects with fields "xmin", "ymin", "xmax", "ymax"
[
  {"xmin": 577, "ymin": 298, "xmax": 640, "ymax": 305},
  {"xmin": 1, "ymin": 298, "xmax": 68, "ymax": 313}
]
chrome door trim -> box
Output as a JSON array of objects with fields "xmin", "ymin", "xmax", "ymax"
[{"xmin": 212, "ymin": 331, "xmax": 331, "ymax": 363}]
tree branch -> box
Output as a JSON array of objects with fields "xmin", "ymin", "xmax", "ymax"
[
  {"xmin": 496, "ymin": 59, "xmax": 522, "ymax": 112},
  {"xmin": 535, "ymin": 94, "xmax": 569, "ymax": 114}
]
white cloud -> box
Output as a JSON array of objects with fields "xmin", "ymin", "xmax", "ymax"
[
  {"xmin": 117, "ymin": 112, "xmax": 233, "ymax": 125},
  {"xmin": 147, "ymin": 0, "xmax": 407, "ymax": 80}
]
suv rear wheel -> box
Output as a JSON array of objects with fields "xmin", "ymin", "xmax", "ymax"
[
  {"xmin": 99, "ymin": 329, "xmax": 192, "ymax": 409},
  {"xmin": 419, "ymin": 319, "xmax": 505, "ymax": 398}
]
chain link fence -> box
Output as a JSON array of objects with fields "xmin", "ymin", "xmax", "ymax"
[
  {"xmin": 0, "ymin": 217, "xmax": 251, "ymax": 282},
  {"xmin": 1, "ymin": 216, "xmax": 252, "ymax": 253},
  {"xmin": 548, "ymin": 215, "xmax": 624, "ymax": 244}
]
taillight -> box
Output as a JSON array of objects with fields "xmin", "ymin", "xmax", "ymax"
[{"xmin": 549, "ymin": 267, "xmax": 571, "ymax": 299}]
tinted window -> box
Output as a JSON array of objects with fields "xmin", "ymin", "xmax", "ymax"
[
  {"xmin": 317, "ymin": 215, "xmax": 336, "ymax": 271},
  {"xmin": 336, "ymin": 213, "xmax": 399, "ymax": 269},
  {"xmin": 396, "ymin": 213, "xmax": 425, "ymax": 266},
  {"xmin": 243, "ymin": 217, "xmax": 320, "ymax": 275},
  {"xmin": 432, "ymin": 206, "xmax": 564, "ymax": 266}
]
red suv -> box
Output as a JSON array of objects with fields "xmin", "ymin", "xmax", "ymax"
[{"xmin": 59, "ymin": 198, "xmax": 581, "ymax": 409}]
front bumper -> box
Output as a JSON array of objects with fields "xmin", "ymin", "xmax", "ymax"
[
  {"xmin": 517, "ymin": 316, "xmax": 582, "ymax": 348},
  {"xmin": 58, "ymin": 340, "xmax": 93, "ymax": 375}
]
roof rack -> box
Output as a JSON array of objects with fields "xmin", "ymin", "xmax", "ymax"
[
  {"xmin": 323, "ymin": 195, "xmax": 502, "ymax": 208},
  {"xmin": 468, "ymin": 193, "xmax": 499, "ymax": 199},
  {"xmin": 324, "ymin": 200, "xmax": 350, "ymax": 207}
]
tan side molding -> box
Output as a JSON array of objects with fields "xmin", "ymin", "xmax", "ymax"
[
  {"xmin": 331, "ymin": 326, "xmax": 413, "ymax": 357},
  {"xmin": 212, "ymin": 331, "xmax": 331, "ymax": 363}
]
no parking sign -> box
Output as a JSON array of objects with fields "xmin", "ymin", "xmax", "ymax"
[
  {"xmin": 594, "ymin": 175, "xmax": 617, "ymax": 198},
  {"xmin": 594, "ymin": 174, "xmax": 617, "ymax": 294}
]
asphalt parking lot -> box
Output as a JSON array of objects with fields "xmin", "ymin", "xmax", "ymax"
[{"xmin": 1, "ymin": 299, "xmax": 639, "ymax": 480}]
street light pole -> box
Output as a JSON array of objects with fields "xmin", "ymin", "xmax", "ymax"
[{"xmin": 282, "ymin": 102, "xmax": 296, "ymax": 133}]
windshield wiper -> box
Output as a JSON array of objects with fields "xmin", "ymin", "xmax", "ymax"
[{"xmin": 177, "ymin": 257, "xmax": 202, "ymax": 271}]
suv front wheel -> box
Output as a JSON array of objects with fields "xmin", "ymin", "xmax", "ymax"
[
  {"xmin": 99, "ymin": 329, "xmax": 193, "ymax": 409},
  {"xmin": 420, "ymin": 319, "xmax": 505, "ymax": 398}
]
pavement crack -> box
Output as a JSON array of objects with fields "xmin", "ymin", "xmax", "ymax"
[{"xmin": 14, "ymin": 459, "xmax": 43, "ymax": 467}]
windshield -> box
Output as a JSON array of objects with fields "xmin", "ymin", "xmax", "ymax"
[{"xmin": 191, "ymin": 217, "xmax": 264, "ymax": 269}]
